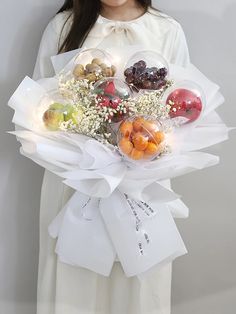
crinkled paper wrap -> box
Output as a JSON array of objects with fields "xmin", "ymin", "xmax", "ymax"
[{"xmin": 8, "ymin": 47, "xmax": 230, "ymax": 278}]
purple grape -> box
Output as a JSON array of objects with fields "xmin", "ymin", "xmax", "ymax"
[
  {"xmin": 124, "ymin": 68, "xmax": 133, "ymax": 77},
  {"xmin": 157, "ymin": 79, "xmax": 167, "ymax": 89},
  {"xmin": 125, "ymin": 75, "xmax": 134, "ymax": 84},
  {"xmin": 124, "ymin": 61, "xmax": 168, "ymax": 91},
  {"xmin": 142, "ymin": 80, "xmax": 153, "ymax": 89},
  {"xmin": 137, "ymin": 60, "xmax": 147, "ymax": 70},
  {"xmin": 149, "ymin": 67, "xmax": 158, "ymax": 74},
  {"xmin": 157, "ymin": 67, "xmax": 168, "ymax": 78}
]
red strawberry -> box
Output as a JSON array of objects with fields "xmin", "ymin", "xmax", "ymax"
[{"xmin": 104, "ymin": 81, "xmax": 116, "ymax": 95}]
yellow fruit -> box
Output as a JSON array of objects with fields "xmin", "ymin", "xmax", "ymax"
[
  {"xmin": 92, "ymin": 58, "xmax": 103, "ymax": 66},
  {"xmin": 73, "ymin": 64, "xmax": 85, "ymax": 77},
  {"xmin": 142, "ymin": 120, "xmax": 157, "ymax": 133},
  {"xmin": 132, "ymin": 132, "xmax": 148, "ymax": 151},
  {"xmin": 86, "ymin": 63, "xmax": 101, "ymax": 74},
  {"xmin": 102, "ymin": 67, "xmax": 113, "ymax": 77},
  {"xmin": 100, "ymin": 63, "xmax": 107, "ymax": 70},
  {"xmin": 86, "ymin": 73, "xmax": 97, "ymax": 82},
  {"xmin": 119, "ymin": 121, "xmax": 133, "ymax": 137},
  {"xmin": 145, "ymin": 142, "xmax": 159, "ymax": 156},
  {"xmin": 130, "ymin": 148, "xmax": 144, "ymax": 160},
  {"xmin": 151, "ymin": 131, "xmax": 165, "ymax": 144},
  {"xmin": 133, "ymin": 117, "xmax": 145, "ymax": 132},
  {"xmin": 111, "ymin": 65, "xmax": 117, "ymax": 76},
  {"xmin": 119, "ymin": 138, "xmax": 133, "ymax": 155},
  {"xmin": 43, "ymin": 109, "xmax": 64, "ymax": 131}
]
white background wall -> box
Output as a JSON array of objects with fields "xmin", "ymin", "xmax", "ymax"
[{"xmin": 0, "ymin": 1, "xmax": 235, "ymax": 314}]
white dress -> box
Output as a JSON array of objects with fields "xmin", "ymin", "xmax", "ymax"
[{"xmin": 33, "ymin": 8, "xmax": 190, "ymax": 314}]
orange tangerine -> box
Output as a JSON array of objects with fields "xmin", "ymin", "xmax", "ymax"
[
  {"xmin": 132, "ymin": 132, "xmax": 149, "ymax": 151},
  {"xmin": 130, "ymin": 148, "xmax": 144, "ymax": 160},
  {"xmin": 119, "ymin": 121, "xmax": 133, "ymax": 137},
  {"xmin": 133, "ymin": 117, "xmax": 145, "ymax": 132},
  {"xmin": 145, "ymin": 142, "xmax": 159, "ymax": 156},
  {"xmin": 151, "ymin": 131, "xmax": 165, "ymax": 144},
  {"xmin": 119, "ymin": 137, "xmax": 133, "ymax": 155},
  {"xmin": 142, "ymin": 120, "xmax": 157, "ymax": 133}
]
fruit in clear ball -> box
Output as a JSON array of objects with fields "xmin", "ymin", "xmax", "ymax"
[
  {"xmin": 130, "ymin": 148, "xmax": 144, "ymax": 160},
  {"xmin": 152, "ymin": 131, "xmax": 165, "ymax": 144},
  {"xmin": 94, "ymin": 78, "xmax": 132, "ymax": 122},
  {"xmin": 132, "ymin": 132, "xmax": 149, "ymax": 151},
  {"xmin": 43, "ymin": 102, "xmax": 83, "ymax": 130},
  {"xmin": 119, "ymin": 137, "xmax": 133, "ymax": 155},
  {"xmin": 119, "ymin": 121, "xmax": 133, "ymax": 137},
  {"xmin": 144, "ymin": 142, "xmax": 159, "ymax": 156},
  {"xmin": 167, "ymin": 88, "xmax": 203, "ymax": 123},
  {"xmin": 72, "ymin": 49, "xmax": 117, "ymax": 83},
  {"xmin": 63, "ymin": 104, "xmax": 83, "ymax": 125},
  {"xmin": 118, "ymin": 116, "xmax": 165, "ymax": 161},
  {"xmin": 124, "ymin": 61, "xmax": 168, "ymax": 91},
  {"xmin": 49, "ymin": 103, "xmax": 65, "ymax": 111},
  {"xmin": 124, "ymin": 51, "xmax": 169, "ymax": 91},
  {"xmin": 43, "ymin": 108, "xmax": 64, "ymax": 131}
]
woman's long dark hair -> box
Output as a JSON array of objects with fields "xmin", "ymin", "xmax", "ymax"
[{"xmin": 58, "ymin": 0, "xmax": 152, "ymax": 53}]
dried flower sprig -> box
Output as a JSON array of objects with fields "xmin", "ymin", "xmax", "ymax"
[
  {"xmin": 43, "ymin": 75, "xmax": 173, "ymax": 146},
  {"xmin": 120, "ymin": 80, "xmax": 173, "ymax": 120}
]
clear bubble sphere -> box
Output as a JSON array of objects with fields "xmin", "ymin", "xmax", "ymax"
[
  {"xmin": 71, "ymin": 48, "xmax": 117, "ymax": 83},
  {"xmin": 124, "ymin": 50, "xmax": 169, "ymax": 92},
  {"xmin": 117, "ymin": 115, "xmax": 165, "ymax": 162},
  {"xmin": 163, "ymin": 80, "xmax": 205, "ymax": 125}
]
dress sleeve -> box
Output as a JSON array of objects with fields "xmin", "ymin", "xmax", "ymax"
[
  {"xmin": 170, "ymin": 23, "xmax": 190, "ymax": 67},
  {"xmin": 32, "ymin": 19, "xmax": 59, "ymax": 80},
  {"xmin": 33, "ymin": 12, "xmax": 71, "ymax": 80}
]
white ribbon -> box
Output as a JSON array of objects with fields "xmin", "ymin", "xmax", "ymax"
[{"xmin": 48, "ymin": 189, "xmax": 187, "ymax": 278}]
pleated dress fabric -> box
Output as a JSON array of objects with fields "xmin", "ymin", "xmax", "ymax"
[{"xmin": 33, "ymin": 8, "xmax": 190, "ymax": 314}]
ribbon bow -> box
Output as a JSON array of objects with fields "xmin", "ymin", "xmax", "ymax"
[{"xmin": 89, "ymin": 19, "xmax": 152, "ymax": 48}]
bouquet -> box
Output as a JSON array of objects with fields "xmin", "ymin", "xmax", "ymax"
[{"xmin": 8, "ymin": 47, "xmax": 230, "ymax": 278}]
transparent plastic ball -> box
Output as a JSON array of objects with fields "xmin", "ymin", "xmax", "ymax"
[
  {"xmin": 124, "ymin": 50, "xmax": 169, "ymax": 92},
  {"xmin": 70, "ymin": 48, "xmax": 117, "ymax": 83},
  {"xmin": 94, "ymin": 78, "xmax": 133, "ymax": 122},
  {"xmin": 40, "ymin": 91, "xmax": 82, "ymax": 131},
  {"xmin": 117, "ymin": 115, "xmax": 165, "ymax": 162},
  {"xmin": 163, "ymin": 80, "xmax": 205, "ymax": 125}
]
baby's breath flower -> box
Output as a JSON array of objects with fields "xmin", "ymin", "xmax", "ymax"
[{"xmin": 53, "ymin": 74, "xmax": 174, "ymax": 146}]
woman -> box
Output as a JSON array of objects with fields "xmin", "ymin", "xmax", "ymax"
[{"xmin": 34, "ymin": 1, "xmax": 190, "ymax": 313}]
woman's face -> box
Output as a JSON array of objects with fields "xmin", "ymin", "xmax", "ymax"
[{"xmin": 100, "ymin": 0, "xmax": 133, "ymax": 7}]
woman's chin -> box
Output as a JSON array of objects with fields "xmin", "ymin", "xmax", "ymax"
[{"xmin": 101, "ymin": 0, "xmax": 130, "ymax": 8}]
